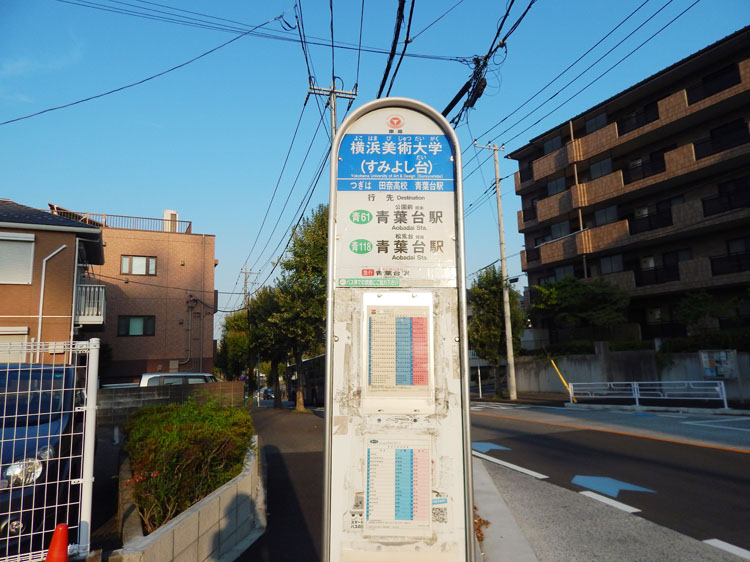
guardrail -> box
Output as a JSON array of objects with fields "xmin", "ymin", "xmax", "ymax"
[{"xmin": 569, "ymin": 380, "xmax": 728, "ymax": 408}]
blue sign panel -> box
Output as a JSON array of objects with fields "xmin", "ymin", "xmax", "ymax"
[{"xmin": 338, "ymin": 134, "xmax": 454, "ymax": 192}]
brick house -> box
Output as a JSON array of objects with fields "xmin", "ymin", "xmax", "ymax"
[
  {"xmin": 0, "ymin": 199, "xmax": 105, "ymax": 362},
  {"xmin": 49, "ymin": 206, "xmax": 217, "ymax": 382}
]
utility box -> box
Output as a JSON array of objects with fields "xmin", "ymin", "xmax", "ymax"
[{"xmin": 323, "ymin": 98, "xmax": 473, "ymax": 562}]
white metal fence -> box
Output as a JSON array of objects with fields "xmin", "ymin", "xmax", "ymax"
[
  {"xmin": 0, "ymin": 339, "xmax": 99, "ymax": 562},
  {"xmin": 569, "ymin": 380, "xmax": 728, "ymax": 409}
]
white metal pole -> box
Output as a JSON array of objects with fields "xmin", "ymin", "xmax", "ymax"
[
  {"xmin": 78, "ymin": 337, "xmax": 100, "ymax": 558},
  {"xmin": 478, "ymin": 365, "xmax": 482, "ymax": 399}
]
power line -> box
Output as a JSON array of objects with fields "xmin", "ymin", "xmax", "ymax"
[
  {"xmin": 1, "ymin": 10, "xmax": 285, "ymax": 127},
  {"xmin": 385, "ymin": 0, "xmax": 416, "ymax": 97},
  {"xmin": 57, "ymin": 0, "xmax": 465, "ymax": 62},
  {"xmin": 499, "ymin": 0, "xmax": 700, "ymax": 148},
  {"xmin": 377, "ymin": 0, "xmax": 406, "ymax": 99},
  {"xmin": 409, "ymin": 0, "xmax": 467, "ymax": 43}
]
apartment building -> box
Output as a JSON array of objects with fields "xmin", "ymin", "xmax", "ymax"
[
  {"xmin": 0, "ymin": 200, "xmax": 105, "ymax": 362},
  {"xmin": 50, "ymin": 206, "xmax": 217, "ymax": 382},
  {"xmin": 510, "ymin": 26, "xmax": 750, "ymax": 339}
]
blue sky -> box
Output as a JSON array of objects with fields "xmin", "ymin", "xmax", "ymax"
[{"xmin": 1, "ymin": 0, "xmax": 747, "ymax": 336}]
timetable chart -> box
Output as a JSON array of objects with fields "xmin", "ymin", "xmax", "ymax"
[
  {"xmin": 365, "ymin": 437, "xmax": 431, "ymax": 535},
  {"xmin": 367, "ymin": 306, "xmax": 430, "ymax": 390}
]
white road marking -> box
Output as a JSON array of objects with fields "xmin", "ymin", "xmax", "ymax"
[
  {"xmin": 657, "ymin": 414, "xmax": 687, "ymax": 418},
  {"xmin": 471, "ymin": 450, "xmax": 548, "ymax": 479},
  {"xmin": 579, "ymin": 491, "xmax": 641, "ymax": 513},
  {"xmin": 683, "ymin": 418, "xmax": 750, "ymax": 432},
  {"xmin": 703, "ymin": 539, "xmax": 750, "ymax": 560}
]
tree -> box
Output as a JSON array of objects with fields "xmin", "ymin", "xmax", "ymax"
[
  {"xmin": 277, "ymin": 204, "xmax": 328, "ymax": 412},
  {"xmin": 468, "ymin": 266, "xmax": 526, "ymax": 397},
  {"xmin": 215, "ymin": 311, "xmax": 250, "ymax": 381},
  {"xmin": 246, "ymin": 286, "xmax": 289, "ymax": 408},
  {"xmin": 675, "ymin": 290, "xmax": 742, "ymax": 336},
  {"xmin": 531, "ymin": 276, "xmax": 629, "ymax": 331}
]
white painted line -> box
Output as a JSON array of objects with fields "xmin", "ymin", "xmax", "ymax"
[
  {"xmin": 472, "ymin": 450, "xmax": 549, "ymax": 479},
  {"xmin": 579, "ymin": 491, "xmax": 641, "ymax": 513},
  {"xmin": 683, "ymin": 419, "xmax": 750, "ymax": 432},
  {"xmin": 703, "ymin": 539, "xmax": 750, "ymax": 560},
  {"xmin": 657, "ymin": 414, "xmax": 687, "ymax": 418}
]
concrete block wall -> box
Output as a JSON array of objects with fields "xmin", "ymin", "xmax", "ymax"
[
  {"xmin": 106, "ymin": 438, "xmax": 265, "ymax": 562},
  {"xmin": 515, "ymin": 348, "xmax": 749, "ymax": 401},
  {"xmin": 97, "ymin": 382, "xmax": 245, "ymax": 427}
]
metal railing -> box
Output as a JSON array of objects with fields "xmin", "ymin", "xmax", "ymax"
[
  {"xmin": 569, "ymin": 380, "xmax": 728, "ymax": 408},
  {"xmin": 75, "ymin": 284, "xmax": 106, "ymax": 324},
  {"xmin": 0, "ymin": 340, "xmax": 99, "ymax": 561},
  {"xmin": 50, "ymin": 209, "xmax": 192, "ymax": 234}
]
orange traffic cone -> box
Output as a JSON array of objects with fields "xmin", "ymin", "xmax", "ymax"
[{"xmin": 45, "ymin": 523, "xmax": 68, "ymax": 562}]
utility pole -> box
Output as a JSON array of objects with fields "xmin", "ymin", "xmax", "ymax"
[
  {"xmin": 474, "ymin": 142, "xmax": 517, "ymax": 401},
  {"xmin": 309, "ymin": 81, "xmax": 357, "ymax": 140}
]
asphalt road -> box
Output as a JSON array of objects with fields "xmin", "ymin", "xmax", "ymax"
[
  {"xmin": 238, "ymin": 402, "xmax": 750, "ymax": 560},
  {"xmin": 470, "ymin": 403, "xmax": 750, "ymax": 552}
]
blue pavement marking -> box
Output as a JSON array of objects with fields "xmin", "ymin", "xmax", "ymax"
[
  {"xmin": 572, "ymin": 475, "xmax": 655, "ymax": 498},
  {"xmin": 472, "ymin": 442, "xmax": 510, "ymax": 453}
]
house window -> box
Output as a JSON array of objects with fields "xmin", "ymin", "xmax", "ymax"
[
  {"xmin": 686, "ymin": 63, "xmax": 741, "ymax": 104},
  {"xmin": 118, "ymin": 315, "xmax": 156, "ymax": 336},
  {"xmin": 590, "ymin": 157, "xmax": 612, "ymax": 180},
  {"xmin": 550, "ymin": 220, "xmax": 571, "ymax": 240},
  {"xmin": 594, "ymin": 205, "xmax": 618, "ymax": 226},
  {"xmin": 0, "ymin": 233, "xmax": 34, "ymax": 284},
  {"xmin": 121, "ymin": 255, "xmax": 157, "ymax": 276},
  {"xmin": 543, "ymin": 135, "xmax": 562, "ymax": 154},
  {"xmin": 640, "ymin": 255, "xmax": 655, "ymax": 270},
  {"xmin": 585, "ymin": 113, "xmax": 607, "ymax": 134},
  {"xmin": 646, "ymin": 307, "xmax": 666, "ymax": 324},
  {"xmin": 546, "ymin": 177, "xmax": 566, "ymax": 196},
  {"xmin": 600, "ymin": 255, "xmax": 623, "ymax": 275}
]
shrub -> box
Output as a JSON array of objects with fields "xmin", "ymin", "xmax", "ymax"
[
  {"xmin": 660, "ymin": 329, "xmax": 750, "ymax": 353},
  {"xmin": 124, "ymin": 397, "xmax": 254, "ymax": 532},
  {"xmin": 608, "ymin": 339, "xmax": 654, "ymax": 352},
  {"xmin": 518, "ymin": 340, "xmax": 595, "ymax": 356}
]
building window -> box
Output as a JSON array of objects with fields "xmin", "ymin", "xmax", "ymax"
[
  {"xmin": 594, "ymin": 205, "xmax": 618, "ymax": 226},
  {"xmin": 555, "ymin": 265, "xmax": 575, "ymax": 280},
  {"xmin": 118, "ymin": 315, "xmax": 156, "ymax": 336},
  {"xmin": 0, "ymin": 233, "xmax": 34, "ymax": 284},
  {"xmin": 550, "ymin": 220, "xmax": 571, "ymax": 240},
  {"xmin": 663, "ymin": 248, "xmax": 692, "ymax": 265},
  {"xmin": 600, "ymin": 255, "xmax": 623, "ymax": 275},
  {"xmin": 121, "ymin": 255, "xmax": 157, "ymax": 276},
  {"xmin": 547, "ymin": 177, "xmax": 567, "ymax": 196},
  {"xmin": 543, "ymin": 135, "xmax": 562, "ymax": 154},
  {"xmin": 646, "ymin": 307, "xmax": 666, "ymax": 324},
  {"xmin": 640, "ymin": 255, "xmax": 655, "ymax": 270},
  {"xmin": 590, "ymin": 157, "xmax": 612, "ymax": 180},
  {"xmin": 585, "ymin": 113, "xmax": 607, "ymax": 134},
  {"xmin": 727, "ymin": 237, "xmax": 750, "ymax": 255}
]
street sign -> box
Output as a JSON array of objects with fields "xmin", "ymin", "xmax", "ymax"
[{"xmin": 323, "ymin": 99, "xmax": 473, "ymax": 562}]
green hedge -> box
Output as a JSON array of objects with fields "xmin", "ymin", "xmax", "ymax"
[
  {"xmin": 518, "ymin": 340, "xmax": 595, "ymax": 356},
  {"xmin": 124, "ymin": 397, "xmax": 254, "ymax": 532},
  {"xmin": 659, "ymin": 329, "xmax": 750, "ymax": 353}
]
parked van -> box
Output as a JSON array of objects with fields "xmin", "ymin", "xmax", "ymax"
[{"xmin": 138, "ymin": 373, "xmax": 217, "ymax": 387}]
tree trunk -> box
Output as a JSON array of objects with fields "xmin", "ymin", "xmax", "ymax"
[
  {"xmin": 294, "ymin": 346, "xmax": 306, "ymax": 412},
  {"xmin": 271, "ymin": 359, "xmax": 282, "ymax": 409}
]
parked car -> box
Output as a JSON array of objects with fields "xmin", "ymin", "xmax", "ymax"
[
  {"xmin": 1, "ymin": 364, "xmax": 81, "ymax": 555},
  {"xmin": 139, "ymin": 373, "xmax": 217, "ymax": 386}
]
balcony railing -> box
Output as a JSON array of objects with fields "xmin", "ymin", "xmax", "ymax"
[
  {"xmin": 622, "ymin": 156, "xmax": 666, "ymax": 184},
  {"xmin": 702, "ymin": 190, "xmax": 750, "ymax": 216},
  {"xmin": 75, "ymin": 284, "xmax": 106, "ymax": 324},
  {"xmin": 694, "ymin": 124, "xmax": 750, "ymax": 160},
  {"xmin": 634, "ymin": 264, "xmax": 679, "ymax": 287},
  {"xmin": 710, "ymin": 252, "xmax": 750, "ymax": 276},
  {"xmin": 628, "ymin": 209, "xmax": 673, "ymax": 235},
  {"xmin": 617, "ymin": 104, "xmax": 659, "ymax": 136}
]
